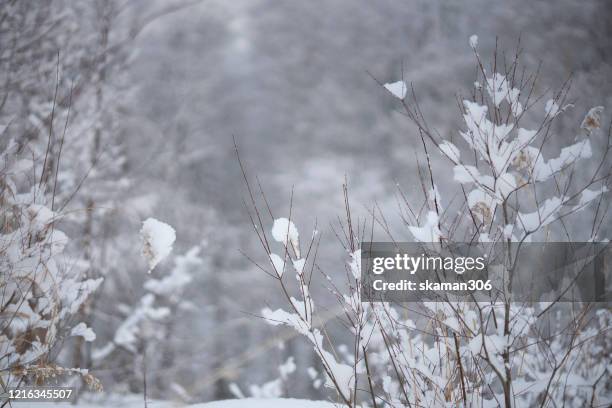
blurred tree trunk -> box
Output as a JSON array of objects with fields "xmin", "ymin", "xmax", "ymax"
[
  {"xmin": 211, "ymin": 254, "xmax": 231, "ymax": 400},
  {"xmin": 73, "ymin": 0, "xmax": 112, "ymax": 378}
]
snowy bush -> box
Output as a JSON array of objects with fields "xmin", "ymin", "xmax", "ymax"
[
  {"xmin": 247, "ymin": 38, "xmax": 611, "ymax": 407},
  {"xmin": 91, "ymin": 239, "xmax": 205, "ymax": 399},
  {"xmin": 0, "ymin": 140, "xmax": 103, "ymax": 391}
]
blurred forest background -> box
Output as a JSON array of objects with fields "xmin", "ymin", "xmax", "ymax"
[{"xmin": 1, "ymin": 0, "xmax": 610, "ymax": 403}]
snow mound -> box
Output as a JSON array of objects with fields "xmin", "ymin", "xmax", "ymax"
[
  {"xmin": 36, "ymin": 397, "xmax": 336, "ymax": 408},
  {"xmin": 192, "ymin": 399, "xmax": 336, "ymax": 408}
]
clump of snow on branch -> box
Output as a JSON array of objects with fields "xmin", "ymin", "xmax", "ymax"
[
  {"xmin": 438, "ymin": 140, "xmax": 460, "ymax": 163},
  {"xmin": 271, "ymin": 217, "xmax": 300, "ymax": 257},
  {"xmin": 141, "ymin": 217, "xmax": 176, "ymax": 272},
  {"xmin": 383, "ymin": 80, "xmax": 407, "ymax": 99},
  {"xmin": 269, "ymin": 252, "xmax": 286, "ymax": 277},
  {"xmin": 469, "ymin": 34, "xmax": 478, "ymax": 49},
  {"xmin": 408, "ymin": 210, "xmax": 441, "ymax": 242},
  {"xmin": 71, "ymin": 323, "xmax": 97, "ymax": 342},
  {"xmin": 545, "ymin": 99, "xmax": 561, "ymax": 117}
]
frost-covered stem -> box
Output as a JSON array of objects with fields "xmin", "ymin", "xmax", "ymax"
[
  {"xmin": 418, "ymin": 129, "xmax": 441, "ymax": 220},
  {"xmin": 377, "ymin": 323, "xmax": 411, "ymax": 405},
  {"xmin": 351, "ymin": 325, "xmax": 360, "ymax": 407},
  {"xmin": 500, "ymin": 308, "xmax": 515, "ymax": 406},
  {"xmin": 476, "ymin": 303, "xmax": 506, "ymax": 392},
  {"xmin": 502, "ymin": 202, "xmax": 513, "ymax": 408},
  {"xmin": 588, "ymin": 369, "xmax": 607, "ymax": 407},
  {"xmin": 143, "ymin": 348, "xmax": 148, "ymax": 408},
  {"xmin": 362, "ymin": 346, "xmax": 378, "ymax": 408},
  {"xmin": 453, "ymin": 333, "xmax": 467, "ymax": 405},
  {"xmin": 39, "ymin": 51, "xmax": 60, "ymax": 190}
]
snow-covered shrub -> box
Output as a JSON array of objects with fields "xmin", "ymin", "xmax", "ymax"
[
  {"xmin": 0, "ymin": 139, "xmax": 102, "ymax": 391},
  {"xmin": 249, "ymin": 38, "xmax": 611, "ymax": 407},
  {"xmin": 0, "ymin": 2, "xmax": 139, "ymax": 393},
  {"xmin": 92, "ymin": 239, "xmax": 203, "ymax": 398}
]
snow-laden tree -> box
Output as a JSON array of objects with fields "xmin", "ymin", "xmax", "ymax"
[
  {"xmin": 0, "ymin": 1, "xmax": 193, "ymax": 400},
  {"xmin": 248, "ymin": 38, "xmax": 611, "ymax": 407}
]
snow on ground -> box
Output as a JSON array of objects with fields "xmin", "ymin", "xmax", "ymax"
[
  {"xmin": 192, "ymin": 398, "xmax": 336, "ymax": 408},
  {"xmin": 30, "ymin": 396, "xmax": 336, "ymax": 408}
]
